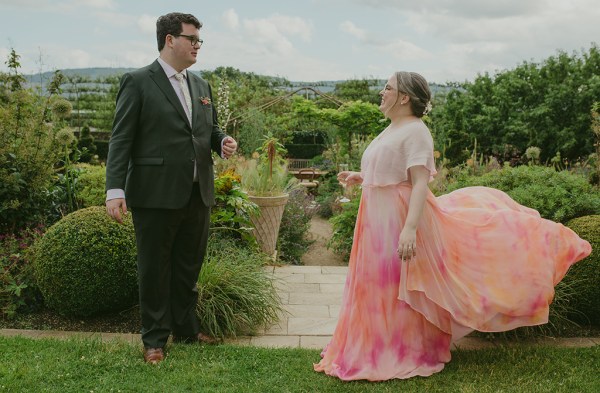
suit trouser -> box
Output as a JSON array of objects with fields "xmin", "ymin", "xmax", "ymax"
[{"xmin": 131, "ymin": 184, "xmax": 210, "ymax": 349}]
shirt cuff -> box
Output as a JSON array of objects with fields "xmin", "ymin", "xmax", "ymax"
[
  {"xmin": 106, "ymin": 189, "xmax": 125, "ymax": 201},
  {"xmin": 220, "ymin": 138, "xmax": 226, "ymax": 159}
]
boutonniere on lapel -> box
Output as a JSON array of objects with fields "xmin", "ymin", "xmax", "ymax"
[{"xmin": 199, "ymin": 96, "xmax": 212, "ymax": 106}]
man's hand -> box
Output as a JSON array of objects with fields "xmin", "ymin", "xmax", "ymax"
[
  {"xmin": 222, "ymin": 136, "xmax": 238, "ymax": 159},
  {"xmin": 106, "ymin": 198, "xmax": 128, "ymax": 224}
]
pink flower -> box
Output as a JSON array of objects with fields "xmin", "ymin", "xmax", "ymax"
[{"xmin": 199, "ymin": 96, "xmax": 211, "ymax": 105}]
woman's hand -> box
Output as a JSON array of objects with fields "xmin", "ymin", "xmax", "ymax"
[
  {"xmin": 337, "ymin": 171, "xmax": 363, "ymax": 187},
  {"xmin": 397, "ymin": 227, "xmax": 417, "ymax": 261}
]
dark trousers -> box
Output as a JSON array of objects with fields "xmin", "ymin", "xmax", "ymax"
[{"xmin": 131, "ymin": 185, "xmax": 210, "ymax": 349}]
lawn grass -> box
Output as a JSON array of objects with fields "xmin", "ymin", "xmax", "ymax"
[{"xmin": 0, "ymin": 337, "xmax": 598, "ymax": 392}]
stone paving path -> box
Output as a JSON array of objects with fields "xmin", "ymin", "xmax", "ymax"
[{"xmin": 2, "ymin": 265, "xmax": 598, "ymax": 350}]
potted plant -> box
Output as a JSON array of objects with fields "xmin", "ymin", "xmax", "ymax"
[{"xmin": 237, "ymin": 135, "xmax": 295, "ymax": 257}]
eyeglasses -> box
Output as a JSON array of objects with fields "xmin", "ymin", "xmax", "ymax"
[{"xmin": 174, "ymin": 34, "xmax": 203, "ymax": 46}]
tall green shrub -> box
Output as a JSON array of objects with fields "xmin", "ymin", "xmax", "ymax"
[
  {"xmin": 0, "ymin": 50, "xmax": 70, "ymax": 233},
  {"xmin": 328, "ymin": 193, "xmax": 361, "ymax": 261},
  {"xmin": 277, "ymin": 188, "xmax": 315, "ymax": 264}
]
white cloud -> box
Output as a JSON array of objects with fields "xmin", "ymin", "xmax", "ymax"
[
  {"xmin": 198, "ymin": 29, "xmax": 347, "ymax": 81},
  {"xmin": 339, "ymin": 20, "xmax": 432, "ymax": 61},
  {"xmin": 0, "ymin": 0, "xmax": 51, "ymax": 8},
  {"xmin": 267, "ymin": 14, "xmax": 313, "ymax": 42},
  {"xmin": 354, "ymin": 0, "xmax": 545, "ymax": 18},
  {"xmin": 137, "ymin": 14, "xmax": 157, "ymax": 35},
  {"xmin": 78, "ymin": 0, "xmax": 115, "ymax": 8},
  {"xmin": 58, "ymin": 0, "xmax": 116, "ymax": 10},
  {"xmin": 340, "ymin": 21, "xmax": 367, "ymax": 40},
  {"xmin": 241, "ymin": 14, "xmax": 313, "ymax": 56},
  {"xmin": 65, "ymin": 49, "xmax": 92, "ymax": 68},
  {"xmin": 222, "ymin": 8, "xmax": 239, "ymax": 30},
  {"xmin": 243, "ymin": 19, "xmax": 294, "ymax": 55},
  {"xmin": 0, "ymin": 47, "xmax": 10, "ymax": 65},
  {"xmin": 383, "ymin": 40, "xmax": 434, "ymax": 61}
]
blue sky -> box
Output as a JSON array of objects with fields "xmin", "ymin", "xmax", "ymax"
[{"xmin": 1, "ymin": 0, "xmax": 598, "ymax": 83}]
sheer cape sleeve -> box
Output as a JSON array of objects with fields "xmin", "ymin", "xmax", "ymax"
[{"xmin": 360, "ymin": 121, "xmax": 437, "ymax": 187}]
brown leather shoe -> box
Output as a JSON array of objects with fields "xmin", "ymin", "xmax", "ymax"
[
  {"xmin": 143, "ymin": 347, "xmax": 165, "ymax": 364},
  {"xmin": 172, "ymin": 332, "xmax": 220, "ymax": 345}
]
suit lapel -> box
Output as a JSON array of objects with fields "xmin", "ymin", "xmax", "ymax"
[{"xmin": 148, "ymin": 60, "xmax": 191, "ymax": 129}]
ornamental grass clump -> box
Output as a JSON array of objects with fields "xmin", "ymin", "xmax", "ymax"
[
  {"xmin": 565, "ymin": 215, "xmax": 600, "ymax": 325},
  {"xmin": 196, "ymin": 238, "xmax": 282, "ymax": 339}
]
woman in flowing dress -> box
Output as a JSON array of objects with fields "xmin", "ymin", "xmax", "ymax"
[{"xmin": 313, "ymin": 71, "xmax": 592, "ymax": 381}]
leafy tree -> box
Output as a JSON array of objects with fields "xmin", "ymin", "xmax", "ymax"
[
  {"xmin": 333, "ymin": 78, "xmax": 381, "ymax": 105},
  {"xmin": 435, "ymin": 44, "xmax": 600, "ymax": 165}
]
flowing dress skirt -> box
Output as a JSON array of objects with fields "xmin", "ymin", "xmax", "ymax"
[{"xmin": 314, "ymin": 184, "xmax": 591, "ymax": 381}]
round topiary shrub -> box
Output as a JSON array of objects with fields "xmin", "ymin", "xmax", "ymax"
[
  {"xmin": 565, "ymin": 215, "xmax": 600, "ymax": 325},
  {"xmin": 32, "ymin": 206, "xmax": 138, "ymax": 317}
]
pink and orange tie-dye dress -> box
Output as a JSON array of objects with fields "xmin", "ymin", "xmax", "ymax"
[{"xmin": 314, "ymin": 120, "xmax": 592, "ymax": 381}]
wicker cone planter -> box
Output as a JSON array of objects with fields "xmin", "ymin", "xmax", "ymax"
[{"xmin": 248, "ymin": 194, "xmax": 289, "ymax": 257}]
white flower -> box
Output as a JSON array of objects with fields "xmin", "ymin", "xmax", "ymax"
[{"xmin": 423, "ymin": 101, "xmax": 433, "ymax": 115}]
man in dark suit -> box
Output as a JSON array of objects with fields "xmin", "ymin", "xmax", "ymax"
[{"xmin": 105, "ymin": 12, "xmax": 237, "ymax": 364}]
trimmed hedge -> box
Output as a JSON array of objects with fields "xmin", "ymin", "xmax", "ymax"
[
  {"xmin": 285, "ymin": 144, "xmax": 326, "ymax": 159},
  {"xmin": 32, "ymin": 206, "xmax": 138, "ymax": 316},
  {"xmin": 565, "ymin": 215, "xmax": 600, "ymax": 325}
]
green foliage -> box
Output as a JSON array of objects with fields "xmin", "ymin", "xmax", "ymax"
[
  {"xmin": 210, "ymin": 169, "xmax": 258, "ymax": 245},
  {"xmin": 321, "ymin": 100, "xmax": 384, "ymax": 161},
  {"xmin": 277, "ymin": 189, "xmax": 315, "ymax": 264},
  {"xmin": 333, "ymin": 78, "xmax": 381, "ymax": 105},
  {"xmin": 0, "ymin": 51, "xmax": 69, "ymax": 233},
  {"xmin": 314, "ymin": 173, "xmax": 344, "ymax": 218},
  {"xmin": 328, "ymin": 193, "xmax": 361, "ymax": 261},
  {"xmin": 0, "ymin": 227, "xmax": 43, "ymax": 318},
  {"xmin": 238, "ymin": 135, "xmax": 295, "ymax": 197},
  {"xmin": 94, "ymin": 139, "xmax": 109, "ymax": 160},
  {"xmin": 76, "ymin": 164, "xmax": 107, "ymax": 207},
  {"xmin": 77, "ymin": 124, "xmax": 97, "ymax": 163},
  {"xmin": 443, "ymin": 165, "xmax": 600, "ymax": 223},
  {"xmin": 31, "ymin": 206, "xmax": 138, "ymax": 317},
  {"xmin": 434, "ymin": 45, "xmax": 600, "ymax": 165},
  {"xmin": 285, "ymin": 144, "xmax": 326, "ymax": 159},
  {"xmin": 235, "ymin": 108, "xmax": 272, "ymax": 155},
  {"xmin": 196, "ymin": 238, "xmax": 282, "ymax": 339},
  {"xmin": 565, "ymin": 215, "xmax": 600, "ymax": 325}
]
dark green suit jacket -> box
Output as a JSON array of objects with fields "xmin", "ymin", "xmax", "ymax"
[{"xmin": 105, "ymin": 60, "xmax": 227, "ymax": 208}]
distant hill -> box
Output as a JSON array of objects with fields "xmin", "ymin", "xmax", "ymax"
[
  {"xmin": 23, "ymin": 67, "xmax": 453, "ymax": 95},
  {"xmin": 24, "ymin": 67, "xmax": 136, "ymax": 85}
]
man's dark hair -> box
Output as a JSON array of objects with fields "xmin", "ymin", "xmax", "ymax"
[{"xmin": 156, "ymin": 12, "xmax": 202, "ymax": 51}]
